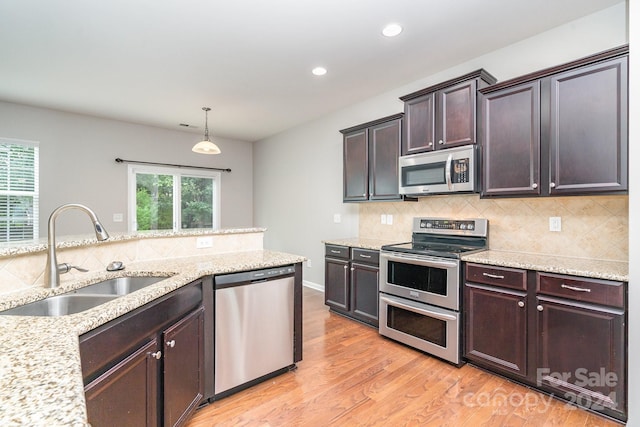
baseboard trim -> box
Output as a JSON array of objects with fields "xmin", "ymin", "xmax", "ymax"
[{"xmin": 303, "ymin": 280, "xmax": 324, "ymax": 292}]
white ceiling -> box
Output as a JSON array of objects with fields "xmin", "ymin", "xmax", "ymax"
[{"xmin": 0, "ymin": 0, "xmax": 624, "ymax": 142}]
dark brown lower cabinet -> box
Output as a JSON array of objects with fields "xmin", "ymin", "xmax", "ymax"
[
  {"xmin": 80, "ymin": 279, "xmax": 206, "ymax": 427},
  {"xmin": 324, "ymin": 244, "xmax": 379, "ymax": 327},
  {"xmin": 536, "ymin": 296, "xmax": 625, "ymax": 419},
  {"xmin": 85, "ymin": 339, "xmax": 159, "ymax": 427},
  {"xmin": 464, "ymin": 263, "xmax": 627, "ymax": 421},
  {"xmin": 465, "ymin": 283, "xmax": 527, "ymax": 378}
]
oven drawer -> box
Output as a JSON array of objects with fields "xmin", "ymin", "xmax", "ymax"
[
  {"xmin": 536, "ymin": 272, "xmax": 624, "ymax": 308},
  {"xmin": 465, "ymin": 263, "xmax": 527, "ymax": 291},
  {"xmin": 351, "ymin": 248, "xmax": 379, "ymax": 265},
  {"xmin": 325, "ymin": 244, "xmax": 349, "ymax": 259}
]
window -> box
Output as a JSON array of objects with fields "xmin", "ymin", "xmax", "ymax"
[
  {"xmin": 0, "ymin": 138, "xmax": 39, "ymax": 242},
  {"xmin": 128, "ymin": 165, "xmax": 220, "ymax": 232}
]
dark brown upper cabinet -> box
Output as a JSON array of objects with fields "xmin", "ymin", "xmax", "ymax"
[
  {"xmin": 400, "ymin": 70, "xmax": 497, "ymax": 155},
  {"xmin": 341, "ymin": 113, "xmax": 403, "ymax": 202},
  {"xmin": 480, "ymin": 45, "xmax": 628, "ymax": 197}
]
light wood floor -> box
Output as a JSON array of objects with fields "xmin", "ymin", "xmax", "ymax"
[{"xmin": 186, "ymin": 287, "xmax": 621, "ymax": 427}]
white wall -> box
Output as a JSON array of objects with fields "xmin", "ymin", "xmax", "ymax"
[
  {"xmin": 253, "ymin": 3, "xmax": 628, "ymax": 288},
  {"xmin": 0, "ymin": 102, "xmax": 254, "ymax": 236},
  {"xmin": 627, "ymin": 1, "xmax": 638, "ymax": 425}
]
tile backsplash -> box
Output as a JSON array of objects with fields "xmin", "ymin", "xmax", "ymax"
[{"xmin": 359, "ymin": 194, "xmax": 628, "ymax": 261}]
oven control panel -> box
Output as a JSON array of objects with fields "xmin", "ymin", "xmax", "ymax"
[
  {"xmin": 419, "ymin": 219, "xmax": 474, "ymax": 230},
  {"xmin": 414, "ymin": 218, "xmax": 488, "ymax": 237}
]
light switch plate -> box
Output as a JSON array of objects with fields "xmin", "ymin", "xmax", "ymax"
[
  {"xmin": 113, "ymin": 213, "xmax": 123, "ymax": 223},
  {"xmin": 333, "ymin": 214, "xmax": 341, "ymax": 223},
  {"xmin": 386, "ymin": 214, "xmax": 393, "ymax": 225},
  {"xmin": 381, "ymin": 214, "xmax": 387, "ymax": 225},
  {"xmin": 549, "ymin": 217, "xmax": 562, "ymax": 232}
]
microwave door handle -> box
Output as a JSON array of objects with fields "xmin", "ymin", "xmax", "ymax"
[
  {"xmin": 380, "ymin": 295, "xmax": 457, "ymax": 321},
  {"xmin": 445, "ymin": 153, "xmax": 453, "ymax": 190}
]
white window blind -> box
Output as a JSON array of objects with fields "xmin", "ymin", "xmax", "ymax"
[{"xmin": 0, "ymin": 139, "xmax": 39, "ymax": 242}]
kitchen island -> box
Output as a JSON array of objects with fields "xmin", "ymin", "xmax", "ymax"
[{"xmin": 0, "ymin": 230, "xmax": 305, "ymax": 426}]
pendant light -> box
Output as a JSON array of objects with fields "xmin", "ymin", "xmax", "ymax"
[{"xmin": 192, "ymin": 107, "xmax": 221, "ymax": 154}]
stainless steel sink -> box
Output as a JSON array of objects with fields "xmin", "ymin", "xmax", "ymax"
[
  {"xmin": 0, "ymin": 294, "xmax": 119, "ymax": 316},
  {"xmin": 72, "ymin": 276, "xmax": 168, "ymax": 296}
]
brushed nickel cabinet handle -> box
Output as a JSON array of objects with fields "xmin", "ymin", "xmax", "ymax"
[
  {"xmin": 561, "ymin": 284, "xmax": 591, "ymax": 293},
  {"xmin": 151, "ymin": 351, "xmax": 162, "ymax": 360},
  {"xmin": 482, "ymin": 272, "xmax": 505, "ymax": 279},
  {"xmin": 518, "ymin": 301, "xmax": 525, "ymax": 308},
  {"xmin": 532, "ymin": 183, "xmax": 538, "ymax": 189},
  {"xmin": 166, "ymin": 340, "xmax": 176, "ymax": 348},
  {"xmin": 537, "ymin": 305, "xmax": 544, "ymax": 312}
]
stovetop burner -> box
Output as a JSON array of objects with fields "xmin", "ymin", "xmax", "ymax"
[{"xmin": 381, "ymin": 217, "xmax": 488, "ymax": 259}]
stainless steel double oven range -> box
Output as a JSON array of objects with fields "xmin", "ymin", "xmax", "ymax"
[{"xmin": 379, "ymin": 217, "xmax": 488, "ymax": 365}]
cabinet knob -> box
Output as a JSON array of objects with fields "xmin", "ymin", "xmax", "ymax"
[
  {"xmin": 343, "ymin": 265, "xmax": 348, "ymax": 270},
  {"xmin": 550, "ymin": 182, "xmax": 556, "ymax": 188},
  {"xmin": 166, "ymin": 340, "xmax": 176, "ymax": 348},
  {"xmin": 350, "ymin": 267, "xmax": 355, "ymax": 271},
  {"xmin": 151, "ymin": 351, "xmax": 162, "ymax": 360},
  {"xmin": 427, "ymin": 142, "xmax": 433, "ymax": 147},
  {"xmin": 537, "ymin": 305, "xmax": 544, "ymax": 312},
  {"xmin": 438, "ymin": 140, "xmax": 445, "ymax": 145},
  {"xmin": 532, "ymin": 183, "xmax": 538, "ymax": 189},
  {"xmin": 518, "ymin": 301, "xmax": 525, "ymax": 308}
]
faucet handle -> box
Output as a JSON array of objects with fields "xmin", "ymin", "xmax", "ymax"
[{"xmin": 57, "ymin": 263, "xmax": 89, "ymax": 274}]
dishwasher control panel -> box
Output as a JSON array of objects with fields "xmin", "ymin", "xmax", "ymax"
[{"xmin": 215, "ymin": 265, "xmax": 295, "ymax": 287}]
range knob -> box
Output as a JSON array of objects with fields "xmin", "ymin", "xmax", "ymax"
[
  {"xmin": 460, "ymin": 224, "xmax": 467, "ymax": 230},
  {"xmin": 467, "ymin": 223, "xmax": 475, "ymax": 230}
]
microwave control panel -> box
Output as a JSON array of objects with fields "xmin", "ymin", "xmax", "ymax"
[{"xmin": 451, "ymin": 158, "xmax": 470, "ymax": 183}]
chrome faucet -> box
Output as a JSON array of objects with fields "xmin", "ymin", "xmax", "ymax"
[{"xmin": 44, "ymin": 204, "xmax": 110, "ymax": 288}]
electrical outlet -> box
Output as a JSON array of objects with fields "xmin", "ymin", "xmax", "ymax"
[
  {"xmin": 306, "ymin": 259, "xmax": 312, "ymax": 268},
  {"xmin": 381, "ymin": 214, "xmax": 387, "ymax": 225},
  {"xmin": 196, "ymin": 236, "xmax": 213, "ymax": 248},
  {"xmin": 549, "ymin": 217, "xmax": 562, "ymax": 232},
  {"xmin": 333, "ymin": 214, "xmax": 341, "ymax": 223},
  {"xmin": 112, "ymin": 213, "xmax": 123, "ymax": 223}
]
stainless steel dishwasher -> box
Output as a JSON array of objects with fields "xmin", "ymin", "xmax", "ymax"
[{"xmin": 214, "ymin": 265, "xmax": 295, "ymax": 397}]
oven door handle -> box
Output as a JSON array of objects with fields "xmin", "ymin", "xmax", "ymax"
[
  {"xmin": 381, "ymin": 252, "xmax": 458, "ymax": 270},
  {"xmin": 380, "ymin": 295, "xmax": 457, "ymax": 322}
]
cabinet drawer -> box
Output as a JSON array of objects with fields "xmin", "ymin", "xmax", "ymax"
[
  {"xmin": 537, "ymin": 273, "xmax": 624, "ymax": 308},
  {"xmin": 465, "ymin": 263, "xmax": 527, "ymax": 291},
  {"xmin": 325, "ymin": 245, "xmax": 349, "ymax": 259},
  {"xmin": 351, "ymin": 248, "xmax": 379, "ymax": 265}
]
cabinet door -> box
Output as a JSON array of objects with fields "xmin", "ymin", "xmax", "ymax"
[
  {"xmin": 481, "ymin": 82, "xmax": 541, "ymax": 196},
  {"xmin": 85, "ymin": 339, "xmax": 160, "ymax": 427},
  {"xmin": 438, "ymin": 79, "xmax": 477, "ymax": 149},
  {"xmin": 548, "ymin": 56, "xmax": 628, "ymax": 194},
  {"xmin": 536, "ymin": 296, "xmax": 625, "ymax": 418},
  {"xmin": 403, "ymin": 93, "xmax": 435, "ymax": 155},
  {"xmin": 163, "ymin": 308, "xmax": 205, "ymax": 427},
  {"xmin": 465, "ymin": 283, "xmax": 527, "ymax": 378},
  {"xmin": 343, "ymin": 129, "xmax": 368, "ymax": 201},
  {"xmin": 350, "ymin": 262, "xmax": 379, "ymax": 326},
  {"xmin": 324, "ymin": 257, "xmax": 349, "ymax": 312},
  {"xmin": 369, "ymin": 118, "xmax": 402, "ymax": 200}
]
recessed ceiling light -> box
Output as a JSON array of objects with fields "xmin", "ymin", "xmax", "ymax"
[
  {"xmin": 312, "ymin": 67, "xmax": 327, "ymax": 76},
  {"xmin": 382, "ymin": 23, "xmax": 403, "ymax": 37}
]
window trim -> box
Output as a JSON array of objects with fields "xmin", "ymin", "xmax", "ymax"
[
  {"xmin": 127, "ymin": 164, "xmax": 221, "ymax": 232},
  {"xmin": 0, "ymin": 137, "xmax": 39, "ymax": 242}
]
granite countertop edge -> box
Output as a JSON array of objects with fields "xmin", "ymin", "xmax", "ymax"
[
  {"xmin": 0, "ymin": 249, "xmax": 305, "ymax": 427},
  {"xmin": 323, "ymin": 238, "xmax": 628, "ymax": 282},
  {"xmin": 0, "ymin": 227, "xmax": 267, "ymax": 258},
  {"xmin": 461, "ymin": 250, "xmax": 628, "ymax": 282}
]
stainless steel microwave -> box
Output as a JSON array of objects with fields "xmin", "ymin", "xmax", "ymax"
[{"xmin": 399, "ymin": 145, "xmax": 477, "ymax": 196}]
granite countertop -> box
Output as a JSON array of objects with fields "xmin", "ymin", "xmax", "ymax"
[
  {"xmin": 462, "ymin": 250, "xmax": 628, "ymax": 282},
  {"xmin": 322, "ymin": 237, "xmax": 402, "ymax": 251},
  {"xmin": 0, "ymin": 227, "xmax": 266, "ymax": 258},
  {"xmin": 0, "ymin": 249, "xmax": 305, "ymax": 427}
]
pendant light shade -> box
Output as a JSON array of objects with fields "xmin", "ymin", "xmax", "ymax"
[{"xmin": 192, "ymin": 107, "xmax": 221, "ymax": 154}]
